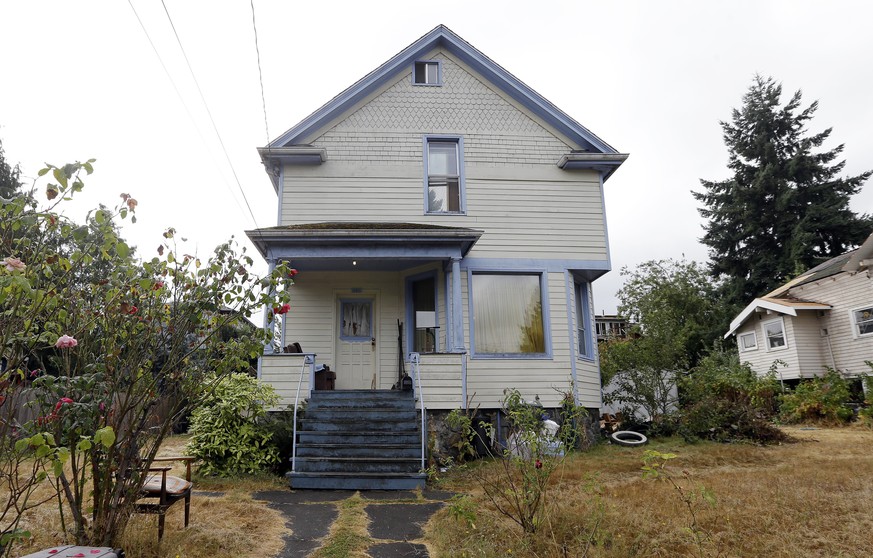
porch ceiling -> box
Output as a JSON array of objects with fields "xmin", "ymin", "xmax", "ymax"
[{"xmin": 245, "ymin": 222, "xmax": 483, "ymax": 272}]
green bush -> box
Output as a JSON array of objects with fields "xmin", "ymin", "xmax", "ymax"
[
  {"xmin": 678, "ymin": 350, "xmax": 788, "ymax": 443},
  {"xmin": 779, "ymin": 369, "xmax": 854, "ymax": 425},
  {"xmin": 859, "ymin": 370, "xmax": 873, "ymax": 427},
  {"xmin": 260, "ymin": 408, "xmax": 298, "ymax": 474},
  {"xmin": 187, "ymin": 373, "xmax": 280, "ymax": 476}
]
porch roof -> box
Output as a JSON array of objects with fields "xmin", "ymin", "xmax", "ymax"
[{"xmin": 245, "ymin": 222, "xmax": 482, "ymax": 272}]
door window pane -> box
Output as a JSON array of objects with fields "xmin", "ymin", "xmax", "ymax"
[{"xmin": 340, "ymin": 300, "xmax": 372, "ymax": 340}]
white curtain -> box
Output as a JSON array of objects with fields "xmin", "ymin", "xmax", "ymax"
[
  {"xmin": 342, "ymin": 301, "xmax": 371, "ymax": 338},
  {"xmin": 472, "ymin": 274, "xmax": 544, "ymax": 354}
]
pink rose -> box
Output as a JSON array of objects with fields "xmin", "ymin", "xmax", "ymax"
[
  {"xmin": 55, "ymin": 335, "xmax": 78, "ymax": 349},
  {"xmin": 126, "ymin": 198, "xmax": 137, "ymax": 210},
  {"xmin": 3, "ymin": 257, "xmax": 26, "ymax": 272},
  {"xmin": 287, "ymin": 268, "xmax": 299, "ymax": 278},
  {"xmin": 153, "ymin": 281, "xmax": 164, "ymax": 290}
]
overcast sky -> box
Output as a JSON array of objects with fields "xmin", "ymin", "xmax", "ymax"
[{"xmin": 2, "ymin": 1, "xmax": 872, "ymax": 314}]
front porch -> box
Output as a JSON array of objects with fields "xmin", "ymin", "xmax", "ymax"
[{"xmin": 260, "ymin": 351, "xmax": 465, "ymax": 411}]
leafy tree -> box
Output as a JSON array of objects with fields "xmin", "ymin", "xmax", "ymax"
[
  {"xmin": 601, "ymin": 259, "xmax": 725, "ymax": 433},
  {"xmin": 694, "ymin": 75, "xmax": 872, "ymax": 308},
  {"xmin": 0, "ymin": 139, "xmax": 21, "ymax": 199},
  {"xmin": 1, "ymin": 160, "xmax": 291, "ymax": 551}
]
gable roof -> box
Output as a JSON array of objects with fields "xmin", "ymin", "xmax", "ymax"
[
  {"xmin": 266, "ymin": 25, "xmax": 622, "ymax": 164},
  {"xmin": 725, "ymin": 231, "xmax": 873, "ymax": 337}
]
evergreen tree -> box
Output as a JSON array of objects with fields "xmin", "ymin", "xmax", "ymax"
[
  {"xmin": 694, "ymin": 76, "xmax": 872, "ymax": 308},
  {"xmin": 0, "ymin": 138, "xmax": 22, "ymax": 199}
]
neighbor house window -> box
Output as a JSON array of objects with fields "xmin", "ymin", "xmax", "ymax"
[
  {"xmin": 424, "ymin": 137, "xmax": 464, "ymax": 213},
  {"xmin": 413, "ymin": 61, "xmax": 441, "ymax": 85},
  {"xmin": 763, "ymin": 318, "xmax": 787, "ymax": 350},
  {"xmin": 471, "ymin": 273, "xmax": 546, "ymax": 356},
  {"xmin": 575, "ymin": 281, "xmax": 592, "ymax": 359},
  {"xmin": 738, "ymin": 331, "xmax": 758, "ymax": 352},
  {"xmin": 850, "ymin": 306, "xmax": 873, "ymax": 337}
]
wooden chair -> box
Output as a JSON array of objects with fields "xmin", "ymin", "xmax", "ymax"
[{"xmin": 135, "ymin": 456, "xmax": 195, "ymax": 541}]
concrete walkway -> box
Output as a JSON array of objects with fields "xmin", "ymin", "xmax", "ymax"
[{"xmin": 254, "ymin": 489, "xmax": 455, "ymax": 558}]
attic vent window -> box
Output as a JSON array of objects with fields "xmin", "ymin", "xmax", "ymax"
[{"xmin": 413, "ymin": 61, "xmax": 441, "ymax": 85}]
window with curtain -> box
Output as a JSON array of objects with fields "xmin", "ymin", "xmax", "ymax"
[
  {"xmin": 340, "ymin": 300, "xmax": 372, "ymax": 341},
  {"xmin": 472, "ymin": 274, "xmax": 545, "ymax": 355}
]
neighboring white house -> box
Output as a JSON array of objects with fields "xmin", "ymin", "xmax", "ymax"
[
  {"xmin": 725, "ymin": 232, "xmax": 873, "ymax": 381},
  {"xmin": 246, "ymin": 25, "xmax": 627, "ymax": 415}
]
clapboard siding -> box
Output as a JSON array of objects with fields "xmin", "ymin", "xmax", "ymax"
[
  {"xmin": 280, "ymin": 175, "xmax": 607, "ymax": 260},
  {"xmin": 737, "ymin": 316, "xmax": 803, "ymax": 379},
  {"xmin": 261, "ymin": 355, "xmax": 311, "ymax": 408},
  {"xmin": 415, "ymin": 353, "xmax": 463, "ymax": 407},
  {"xmin": 791, "ymin": 312, "xmax": 827, "ymax": 376},
  {"xmin": 790, "ymin": 272, "xmax": 873, "ymax": 376}
]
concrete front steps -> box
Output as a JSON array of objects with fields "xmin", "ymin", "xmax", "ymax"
[{"xmin": 287, "ymin": 390, "xmax": 426, "ymax": 490}]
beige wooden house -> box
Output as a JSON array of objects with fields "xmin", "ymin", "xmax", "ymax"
[{"xmin": 247, "ymin": 25, "xmax": 627, "ymax": 416}]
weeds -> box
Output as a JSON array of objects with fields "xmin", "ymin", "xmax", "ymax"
[{"xmin": 641, "ymin": 450, "xmax": 718, "ymax": 558}]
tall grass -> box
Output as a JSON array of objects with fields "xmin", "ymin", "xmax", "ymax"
[{"xmin": 427, "ymin": 426, "xmax": 873, "ymax": 557}]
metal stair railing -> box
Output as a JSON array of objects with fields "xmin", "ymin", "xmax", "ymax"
[
  {"xmin": 408, "ymin": 352, "xmax": 426, "ymax": 471},
  {"xmin": 291, "ymin": 354, "xmax": 316, "ymax": 474}
]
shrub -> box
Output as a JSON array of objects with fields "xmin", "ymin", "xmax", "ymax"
[
  {"xmin": 679, "ymin": 350, "xmax": 788, "ymax": 443},
  {"xmin": 859, "ymin": 371, "xmax": 873, "ymax": 427},
  {"xmin": 260, "ymin": 408, "xmax": 297, "ymax": 474},
  {"xmin": 779, "ymin": 369, "xmax": 854, "ymax": 425},
  {"xmin": 187, "ymin": 373, "xmax": 280, "ymax": 476}
]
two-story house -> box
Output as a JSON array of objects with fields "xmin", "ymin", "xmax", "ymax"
[{"xmin": 246, "ymin": 25, "xmax": 626, "ymax": 489}]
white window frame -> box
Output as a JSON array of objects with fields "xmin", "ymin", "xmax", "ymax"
[
  {"xmin": 413, "ymin": 60, "xmax": 442, "ymax": 86},
  {"xmin": 762, "ymin": 317, "xmax": 788, "ymax": 351},
  {"xmin": 738, "ymin": 331, "xmax": 758, "ymax": 352},
  {"xmin": 849, "ymin": 305, "xmax": 873, "ymax": 339},
  {"xmin": 423, "ymin": 136, "xmax": 465, "ymax": 215}
]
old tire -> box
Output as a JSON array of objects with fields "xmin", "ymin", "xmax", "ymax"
[{"xmin": 610, "ymin": 430, "xmax": 648, "ymax": 447}]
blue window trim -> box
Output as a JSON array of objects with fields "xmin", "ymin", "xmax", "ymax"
[
  {"xmin": 575, "ymin": 280, "xmax": 594, "ymax": 361},
  {"xmin": 405, "ymin": 270, "xmax": 440, "ymax": 354},
  {"xmin": 467, "ymin": 269, "xmax": 552, "ymax": 360},
  {"xmin": 339, "ymin": 298, "xmax": 374, "ymax": 342},
  {"xmin": 423, "ymin": 135, "xmax": 466, "ymax": 215},
  {"xmin": 412, "ymin": 59, "xmax": 442, "ymax": 86}
]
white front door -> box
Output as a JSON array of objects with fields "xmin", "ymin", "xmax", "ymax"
[{"xmin": 335, "ymin": 295, "xmax": 378, "ymax": 389}]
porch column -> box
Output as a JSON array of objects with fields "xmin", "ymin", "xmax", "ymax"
[
  {"xmin": 262, "ymin": 258, "xmax": 277, "ymax": 354},
  {"xmin": 451, "ymin": 256, "xmax": 465, "ymax": 352}
]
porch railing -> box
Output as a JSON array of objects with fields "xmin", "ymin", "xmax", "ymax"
[
  {"xmin": 291, "ymin": 353, "xmax": 316, "ymax": 474},
  {"xmin": 408, "ymin": 352, "xmax": 426, "ymax": 471}
]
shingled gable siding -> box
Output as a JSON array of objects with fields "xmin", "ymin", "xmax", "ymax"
[
  {"xmin": 789, "ymin": 271, "xmax": 873, "ymax": 376},
  {"xmin": 279, "ymin": 50, "xmax": 608, "ymax": 262}
]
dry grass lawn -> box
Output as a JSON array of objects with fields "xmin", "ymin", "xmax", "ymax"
[
  {"xmin": 426, "ymin": 426, "xmax": 873, "ymax": 558},
  {"xmin": 9, "ymin": 435, "xmax": 288, "ymax": 558}
]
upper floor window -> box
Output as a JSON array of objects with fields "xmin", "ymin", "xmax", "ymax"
[
  {"xmin": 424, "ymin": 137, "xmax": 464, "ymax": 214},
  {"xmin": 763, "ymin": 318, "xmax": 787, "ymax": 350},
  {"xmin": 738, "ymin": 331, "xmax": 758, "ymax": 352},
  {"xmin": 850, "ymin": 306, "xmax": 873, "ymax": 338},
  {"xmin": 413, "ymin": 61, "xmax": 441, "ymax": 85}
]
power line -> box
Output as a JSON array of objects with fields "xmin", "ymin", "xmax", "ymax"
[
  {"xmin": 126, "ymin": 0, "xmax": 251, "ymax": 221},
  {"xmin": 159, "ymin": 0, "xmax": 261, "ymax": 230},
  {"xmin": 250, "ymin": 0, "xmax": 271, "ymax": 150}
]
